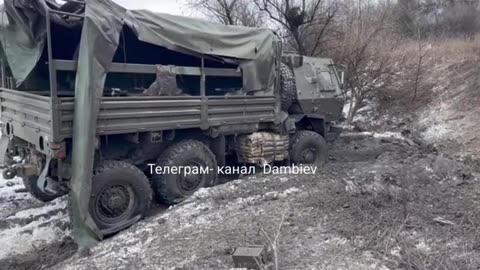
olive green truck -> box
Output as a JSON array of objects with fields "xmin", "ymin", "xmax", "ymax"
[{"xmin": 0, "ymin": 0, "xmax": 343, "ymax": 236}]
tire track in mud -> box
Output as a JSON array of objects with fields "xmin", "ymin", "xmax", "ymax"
[{"xmin": 0, "ymin": 176, "xmax": 75, "ymax": 270}]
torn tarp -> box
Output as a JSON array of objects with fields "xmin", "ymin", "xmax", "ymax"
[
  {"xmin": 69, "ymin": 0, "xmax": 125, "ymax": 247},
  {"xmin": 126, "ymin": 9, "xmax": 277, "ymax": 91},
  {"xmin": 0, "ymin": 0, "xmax": 83, "ymax": 86},
  {"xmin": 0, "ymin": 1, "xmax": 46, "ymax": 86}
]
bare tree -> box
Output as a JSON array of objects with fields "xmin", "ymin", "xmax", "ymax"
[
  {"xmin": 189, "ymin": 0, "xmax": 264, "ymax": 27},
  {"xmin": 395, "ymin": 0, "xmax": 480, "ymax": 38},
  {"xmin": 411, "ymin": 30, "xmax": 433, "ymax": 102},
  {"xmin": 253, "ymin": 0, "xmax": 339, "ymax": 56},
  {"xmin": 335, "ymin": 1, "xmax": 402, "ymax": 125},
  {"xmin": 396, "ymin": 0, "xmax": 418, "ymax": 36}
]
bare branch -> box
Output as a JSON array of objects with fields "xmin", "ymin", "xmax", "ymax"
[
  {"xmin": 189, "ymin": 0, "xmax": 263, "ymax": 27},
  {"xmin": 253, "ymin": 0, "xmax": 338, "ymax": 55}
]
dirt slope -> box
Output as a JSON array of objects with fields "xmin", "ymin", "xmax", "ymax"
[
  {"xmin": 0, "ymin": 132, "xmax": 466, "ymax": 269},
  {"xmin": 376, "ymin": 39, "xmax": 480, "ymax": 163},
  {"xmin": 417, "ymin": 57, "xmax": 480, "ymax": 160}
]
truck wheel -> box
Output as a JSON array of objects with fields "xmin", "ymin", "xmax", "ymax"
[
  {"xmin": 88, "ymin": 161, "xmax": 152, "ymax": 233},
  {"xmin": 151, "ymin": 140, "xmax": 218, "ymax": 205},
  {"xmin": 280, "ymin": 63, "xmax": 297, "ymax": 111},
  {"xmin": 23, "ymin": 176, "xmax": 67, "ymax": 202},
  {"xmin": 290, "ymin": 131, "xmax": 328, "ymax": 165}
]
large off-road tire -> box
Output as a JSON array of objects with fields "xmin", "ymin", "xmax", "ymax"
[
  {"xmin": 280, "ymin": 63, "xmax": 297, "ymax": 111},
  {"xmin": 290, "ymin": 130, "xmax": 328, "ymax": 165},
  {"xmin": 23, "ymin": 176, "xmax": 67, "ymax": 202},
  {"xmin": 151, "ymin": 140, "xmax": 218, "ymax": 205},
  {"xmin": 87, "ymin": 161, "xmax": 152, "ymax": 233}
]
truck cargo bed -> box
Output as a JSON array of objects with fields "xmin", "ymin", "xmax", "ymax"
[{"xmin": 0, "ymin": 88, "xmax": 276, "ymax": 146}]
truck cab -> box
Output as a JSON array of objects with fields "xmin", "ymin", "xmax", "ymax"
[{"xmin": 283, "ymin": 54, "xmax": 344, "ymax": 142}]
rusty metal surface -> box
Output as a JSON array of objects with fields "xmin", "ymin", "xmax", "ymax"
[{"xmin": 235, "ymin": 132, "xmax": 289, "ymax": 165}]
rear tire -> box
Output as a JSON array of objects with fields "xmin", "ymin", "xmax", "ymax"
[
  {"xmin": 23, "ymin": 176, "xmax": 67, "ymax": 202},
  {"xmin": 87, "ymin": 161, "xmax": 152, "ymax": 233},
  {"xmin": 290, "ymin": 131, "xmax": 328, "ymax": 165},
  {"xmin": 151, "ymin": 140, "xmax": 218, "ymax": 205}
]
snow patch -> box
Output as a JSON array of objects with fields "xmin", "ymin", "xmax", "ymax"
[
  {"xmin": 345, "ymin": 131, "xmax": 407, "ymax": 141},
  {"xmin": 417, "ymin": 101, "xmax": 455, "ymax": 143},
  {"xmin": 421, "ymin": 122, "xmax": 451, "ymax": 142},
  {"xmin": 0, "ymin": 212, "xmax": 70, "ymax": 260},
  {"xmin": 0, "ymin": 176, "xmax": 30, "ymax": 201},
  {"xmin": 7, "ymin": 197, "xmax": 67, "ymax": 219},
  {"xmin": 416, "ymin": 240, "xmax": 431, "ymax": 253},
  {"xmin": 264, "ymin": 187, "xmax": 301, "ymax": 199}
]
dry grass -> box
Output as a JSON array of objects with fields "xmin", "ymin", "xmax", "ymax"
[
  {"xmin": 333, "ymin": 38, "xmax": 480, "ymax": 268},
  {"xmin": 377, "ymin": 37, "xmax": 480, "ymax": 112},
  {"xmin": 328, "ymin": 183, "xmax": 480, "ymax": 270},
  {"xmin": 428, "ymin": 37, "xmax": 480, "ymax": 62},
  {"xmin": 392, "ymin": 36, "xmax": 480, "ymax": 62}
]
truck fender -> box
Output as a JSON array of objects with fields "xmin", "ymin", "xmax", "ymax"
[{"xmin": 291, "ymin": 114, "xmax": 326, "ymax": 137}]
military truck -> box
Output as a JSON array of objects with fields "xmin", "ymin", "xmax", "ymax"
[{"xmin": 0, "ymin": 0, "xmax": 343, "ymax": 237}]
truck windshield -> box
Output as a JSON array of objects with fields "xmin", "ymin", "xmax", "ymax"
[{"xmin": 318, "ymin": 69, "xmax": 338, "ymax": 91}]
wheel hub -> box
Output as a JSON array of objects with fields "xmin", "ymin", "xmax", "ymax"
[
  {"xmin": 178, "ymin": 163, "xmax": 203, "ymax": 194},
  {"xmin": 301, "ymin": 148, "xmax": 316, "ymax": 164},
  {"xmin": 98, "ymin": 185, "xmax": 132, "ymax": 220}
]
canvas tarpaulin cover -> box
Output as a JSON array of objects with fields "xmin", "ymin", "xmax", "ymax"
[
  {"xmin": 0, "ymin": 0, "xmax": 277, "ymax": 247},
  {"xmin": 0, "ymin": 0, "xmax": 47, "ymax": 86}
]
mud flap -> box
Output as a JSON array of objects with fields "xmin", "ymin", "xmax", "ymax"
[
  {"xmin": 36, "ymin": 157, "xmax": 57, "ymax": 194},
  {"xmin": 0, "ymin": 136, "xmax": 10, "ymax": 167}
]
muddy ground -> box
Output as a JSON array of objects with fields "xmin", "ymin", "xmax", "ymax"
[{"xmin": 1, "ymin": 130, "xmax": 479, "ymax": 270}]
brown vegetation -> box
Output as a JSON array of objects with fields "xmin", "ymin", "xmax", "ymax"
[
  {"xmin": 188, "ymin": 0, "xmax": 480, "ymax": 124},
  {"xmin": 185, "ymin": 1, "xmax": 480, "ymax": 269}
]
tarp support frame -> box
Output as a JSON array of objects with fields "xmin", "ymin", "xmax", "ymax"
[
  {"xmin": 42, "ymin": 2, "xmax": 63, "ymax": 143},
  {"xmin": 200, "ymin": 57, "xmax": 208, "ymax": 129},
  {"xmin": 52, "ymin": 60, "xmax": 242, "ymax": 77}
]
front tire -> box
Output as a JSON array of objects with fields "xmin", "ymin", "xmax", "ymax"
[
  {"xmin": 290, "ymin": 130, "xmax": 328, "ymax": 165},
  {"xmin": 88, "ymin": 161, "xmax": 152, "ymax": 233},
  {"xmin": 151, "ymin": 140, "xmax": 218, "ymax": 205}
]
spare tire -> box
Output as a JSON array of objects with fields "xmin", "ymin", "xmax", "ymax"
[{"xmin": 280, "ymin": 63, "xmax": 297, "ymax": 111}]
